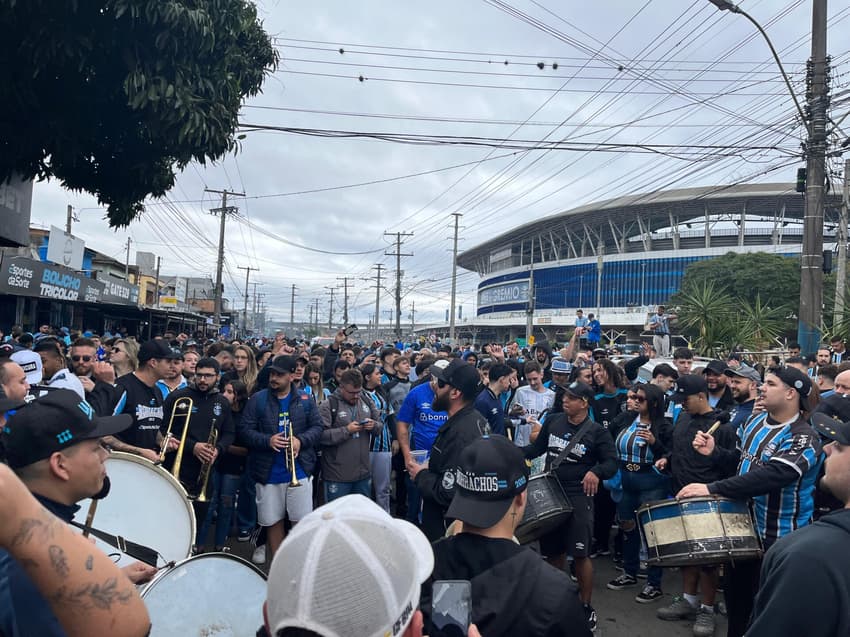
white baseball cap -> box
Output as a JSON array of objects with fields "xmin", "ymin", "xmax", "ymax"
[
  {"xmin": 266, "ymin": 495, "xmax": 433, "ymax": 637},
  {"xmin": 11, "ymin": 350, "xmax": 42, "ymax": 385}
]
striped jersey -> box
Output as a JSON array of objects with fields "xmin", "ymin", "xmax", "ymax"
[
  {"xmin": 736, "ymin": 411, "xmax": 823, "ymax": 546},
  {"xmin": 615, "ymin": 416, "xmax": 655, "ymax": 464},
  {"xmin": 365, "ymin": 388, "xmax": 394, "ymax": 453}
]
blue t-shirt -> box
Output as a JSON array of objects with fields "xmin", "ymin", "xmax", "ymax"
[
  {"xmin": 587, "ymin": 319, "xmax": 601, "ymax": 341},
  {"xmin": 397, "ymin": 382, "xmax": 448, "ymax": 451},
  {"xmin": 268, "ymin": 394, "xmax": 307, "ymax": 484}
]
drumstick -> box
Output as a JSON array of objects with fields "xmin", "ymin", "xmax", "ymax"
[
  {"xmin": 83, "ymin": 500, "xmax": 98, "ymax": 538},
  {"xmin": 705, "ymin": 420, "xmax": 722, "ymax": 436}
]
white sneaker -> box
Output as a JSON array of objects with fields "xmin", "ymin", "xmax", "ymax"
[{"xmin": 252, "ymin": 544, "xmax": 266, "ymax": 565}]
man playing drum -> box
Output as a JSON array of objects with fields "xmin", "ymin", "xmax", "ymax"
[
  {"xmin": 654, "ymin": 375, "xmax": 739, "ymax": 636},
  {"xmin": 678, "ymin": 367, "xmax": 824, "ymax": 637},
  {"xmin": 521, "ymin": 380, "xmax": 617, "ymax": 632}
]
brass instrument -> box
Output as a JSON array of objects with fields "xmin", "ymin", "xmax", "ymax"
[
  {"xmin": 195, "ymin": 419, "xmax": 219, "ymax": 503},
  {"xmin": 160, "ymin": 397, "xmax": 194, "ymax": 482},
  {"xmin": 285, "ymin": 420, "xmax": 301, "ymax": 488}
]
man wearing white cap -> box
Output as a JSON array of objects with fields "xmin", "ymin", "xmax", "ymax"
[{"xmin": 263, "ymin": 494, "xmax": 434, "ymax": 637}]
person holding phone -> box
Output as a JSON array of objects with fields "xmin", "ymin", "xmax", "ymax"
[{"xmin": 421, "ymin": 435, "xmax": 590, "ymax": 637}]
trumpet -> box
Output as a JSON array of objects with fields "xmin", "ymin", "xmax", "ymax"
[
  {"xmin": 195, "ymin": 418, "xmax": 219, "ymax": 503},
  {"xmin": 160, "ymin": 397, "xmax": 194, "ymax": 482},
  {"xmin": 284, "ymin": 420, "xmax": 301, "ymax": 488}
]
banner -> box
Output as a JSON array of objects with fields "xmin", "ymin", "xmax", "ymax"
[
  {"xmin": 478, "ymin": 280, "xmax": 530, "ymax": 307},
  {"xmin": 97, "ymin": 272, "xmax": 140, "ymax": 305},
  {"xmin": 0, "ymin": 256, "xmax": 104, "ymax": 303},
  {"xmin": 46, "ymin": 226, "xmax": 85, "ymax": 271},
  {"xmin": 0, "ymin": 175, "xmax": 33, "ymax": 247}
]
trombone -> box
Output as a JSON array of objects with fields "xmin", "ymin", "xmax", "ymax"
[
  {"xmin": 284, "ymin": 420, "xmax": 301, "ymax": 488},
  {"xmin": 159, "ymin": 397, "xmax": 194, "ymax": 482}
]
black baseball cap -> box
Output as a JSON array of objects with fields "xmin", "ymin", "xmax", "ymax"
[
  {"xmin": 2, "ymin": 389, "xmax": 132, "ymax": 469},
  {"xmin": 672, "ymin": 374, "xmax": 708, "ymax": 401},
  {"xmin": 269, "ymin": 355, "xmax": 298, "ymax": 374},
  {"xmin": 564, "ymin": 380, "xmax": 595, "ymax": 402},
  {"xmin": 138, "ymin": 340, "xmax": 183, "ymax": 363},
  {"xmin": 445, "ymin": 435, "xmax": 529, "ymax": 528},
  {"xmin": 771, "ymin": 367, "xmax": 812, "ymax": 410},
  {"xmin": 431, "ymin": 358, "xmax": 480, "ymax": 400},
  {"xmin": 811, "ymin": 413, "xmax": 850, "ymax": 445},
  {"xmin": 703, "ymin": 360, "xmax": 728, "ymax": 375}
]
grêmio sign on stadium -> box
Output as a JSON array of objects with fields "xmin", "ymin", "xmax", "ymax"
[{"xmin": 478, "ymin": 280, "xmax": 530, "ymax": 307}]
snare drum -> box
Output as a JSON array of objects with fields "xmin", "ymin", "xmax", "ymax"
[
  {"xmin": 142, "ymin": 553, "xmax": 266, "ymax": 637},
  {"xmin": 637, "ymin": 496, "xmax": 762, "ymax": 567},
  {"xmin": 78, "ymin": 451, "xmax": 196, "ymax": 567},
  {"xmin": 515, "ymin": 473, "xmax": 572, "ymax": 544}
]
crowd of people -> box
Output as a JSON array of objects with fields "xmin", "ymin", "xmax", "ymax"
[{"xmin": 1, "ymin": 321, "xmax": 850, "ymax": 637}]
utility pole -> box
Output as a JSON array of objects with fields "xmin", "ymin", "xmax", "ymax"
[
  {"xmin": 251, "ymin": 282, "xmax": 262, "ymax": 333},
  {"xmin": 336, "ymin": 277, "xmax": 352, "ymax": 326},
  {"xmin": 449, "ymin": 213, "xmax": 462, "ymax": 343},
  {"xmin": 325, "ymin": 286, "xmax": 336, "ymax": 330},
  {"xmin": 526, "ymin": 242, "xmax": 535, "ymax": 344},
  {"xmin": 798, "ymin": 0, "xmax": 829, "ymax": 353},
  {"xmin": 153, "ymin": 256, "xmax": 161, "ymax": 309},
  {"xmin": 237, "ymin": 266, "xmax": 258, "ymax": 337},
  {"xmin": 385, "ymin": 232, "xmax": 414, "ymax": 341},
  {"xmin": 314, "ymin": 298, "xmax": 320, "ymax": 332},
  {"xmin": 65, "ymin": 205, "xmax": 74, "ymax": 234},
  {"xmin": 367, "ymin": 264, "xmax": 385, "ymax": 341},
  {"xmin": 309, "ymin": 302, "xmax": 313, "ymax": 329},
  {"xmin": 124, "ymin": 237, "xmax": 132, "ymax": 280},
  {"xmin": 835, "ymin": 158, "xmax": 850, "ymax": 327},
  {"xmin": 410, "ymin": 300, "xmax": 416, "ymax": 334},
  {"xmin": 290, "ymin": 284, "xmax": 297, "ymax": 327},
  {"xmin": 206, "ymin": 187, "xmax": 245, "ymax": 330}
]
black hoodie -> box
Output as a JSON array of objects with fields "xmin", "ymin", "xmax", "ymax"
[
  {"xmin": 421, "ymin": 533, "xmax": 591, "ymax": 637},
  {"xmin": 748, "ymin": 508, "xmax": 850, "ymax": 637}
]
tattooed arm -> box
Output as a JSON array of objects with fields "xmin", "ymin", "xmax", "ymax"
[{"xmin": 0, "ymin": 464, "xmax": 150, "ymax": 637}]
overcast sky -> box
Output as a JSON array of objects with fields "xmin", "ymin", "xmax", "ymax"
[{"xmin": 29, "ymin": 0, "xmax": 850, "ymax": 329}]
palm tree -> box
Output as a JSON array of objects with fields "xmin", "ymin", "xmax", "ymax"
[{"xmin": 673, "ymin": 280, "xmax": 735, "ymax": 356}]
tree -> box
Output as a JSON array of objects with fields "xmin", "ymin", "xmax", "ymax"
[
  {"xmin": 0, "ymin": 0, "xmax": 277, "ymax": 227},
  {"xmin": 673, "ymin": 280, "xmax": 736, "ymax": 356}
]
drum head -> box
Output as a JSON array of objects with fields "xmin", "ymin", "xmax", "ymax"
[
  {"xmin": 142, "ymin": 553, "xmax": 267, "ymax": 637},
  {"xmin": 78, "ymin": 452, "xmax": 195, "ymax": 567}
]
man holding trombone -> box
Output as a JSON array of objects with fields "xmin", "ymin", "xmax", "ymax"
[
  {"xmin": 158, "ymin": 357, "xmax": 235, "ymax": 552},
  {"xmin": 238, "ymin": 355, "xmax": 324, "ymax": 560}
]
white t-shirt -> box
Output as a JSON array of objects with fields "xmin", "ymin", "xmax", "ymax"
[
  {"xmin": 45, "ymin": 368, "xmax": 85, "ymax": 399},
  {"xmin": 510, "ymin": 385, "xmax": 555, "ymax": 448}
]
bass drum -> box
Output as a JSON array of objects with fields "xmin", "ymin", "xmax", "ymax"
[
  {"xmin": 78, "ymin": 451, "xmax": 196, "ymax": 567},
  {"xmin": 515, "ymin": 473, "xmax": 572, "ymax": 545},
  {"xmin": 142, "ymin": 553, "xmax": 267, "ymax": 637}
]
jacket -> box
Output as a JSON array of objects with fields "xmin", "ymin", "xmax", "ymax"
[
  {"xmin": 318, "ymin": 388, "xmax": 382, "ymax": 482},
  {"xmin": 238, "ymin": 386, "xmax": 324, "ymax": 484},
  {"xmin": 473, "ymin": 387, "xmax": 508, "ymax": 435},
  {"xmin": 748, "ymin": 509, "xmax": 850, "ymax": 637},
  {"xmin": 522, "ymin": 413, "xmax": 618, "ymax": 495},
  {"xmin": 666, "ymin": 409, "xmax": 738, "ymax": 492},
  {"xmin": 415, "ymin": 404, "xmax": 489, "ymax": 541},
  {"xmin": 609, "ymin": 409, "xmax": 672, "ymax": 463},
  {"xmin": 421, "ymin": 534, "xmax": 591, "ymax": 637}
]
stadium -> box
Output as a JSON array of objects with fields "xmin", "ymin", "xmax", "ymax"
[{"xmin": 447, "ymin": 183, "xmax": 845, "ymax": 344}]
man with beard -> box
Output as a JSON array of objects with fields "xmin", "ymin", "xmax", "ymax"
[
  {"xmin": 814, "ymin": 369, "xmax": 850, "ymax": 422},
  {"xmin": 69, "ymin": 338, "xmax": 121, "ymax": 416},
  {"xmin": 159, "ymin": 358, "xmax": 235, "ymax": 550},
  {"xmin": 407, "ymin": 359, "xmax": 488, "ymax": 541},
  {"xmin": 532, "ymin": 341, "xmax": 554, "ymax": 383},
  {"xmin": 724, "ymin": 365, "xmax": 760, "ymax": 428},
  {"xmin": 155, "ymin": 348, "xmax": 187, "ymax": 399},
  {"xmin": 701, "ymin": 360, "xmax": 735, "ymax": 411},
  {"xmin": 0, "ymin": 390, "xmax": 157, "ymax": 637}
]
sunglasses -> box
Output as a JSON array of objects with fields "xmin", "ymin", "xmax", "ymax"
[
  {"xmin": 111, "ymin": 347, "xmax": 124, "ymax": 354},
  {"xmin": 71, "ymin": 355, "xmax": 93, "ymax": 362},
  {"xmin": 627, "ymin": 393, "xmax": 646, "ymax": 403},
  {"xmin": 437, "ymin": 379, "xmax": 449, "ymax": 389}
]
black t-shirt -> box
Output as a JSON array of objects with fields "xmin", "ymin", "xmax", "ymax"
[{"xmin": 113, "ymin": 373, "xmax": 164, "ymax": 451}]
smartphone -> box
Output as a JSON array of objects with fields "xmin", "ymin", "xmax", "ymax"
[
  {"xmin": 343, "ymin": 324, "xmax": 358, "ymax": 336},
  {"xmin": 431, "ymin": 580, "xmax": 471, "ymax": 637}
]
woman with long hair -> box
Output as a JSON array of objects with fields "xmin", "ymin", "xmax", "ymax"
[
  {"xmin": 107, "ymin": 338, "xmax": 138, "ymax": 377},
  {"xmin": 607, "ymin": 383, "xmax": 672, "ymax": 601},
  {"xmin": 361, "ymin": 363, "xmax": 394, "ymax": 513},
  {"xmin": 232, "ymin": 344, "xmax": 258, "ymax": 394},
  {"xmin": 305, "ymin": 363, "xmax": 330, "ymax": 403}
]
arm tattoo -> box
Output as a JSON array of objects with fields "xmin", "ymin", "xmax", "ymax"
[
  {"xmin": 9, "ymin": 510, "xmax": 59, "ymax": 548},
  {"xmin": 51, "ymin": 578, "xmax": 134, "ymax": 612},
  {"xmin": 85, "ymin": 555, "xmax": 94, "ymax": 571},
  {"xmin": 48, "ymin": 545, "xmax": 70, "ymax": 579}
]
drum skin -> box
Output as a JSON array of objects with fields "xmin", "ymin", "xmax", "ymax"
[
  {"xmin": 142, "ymin": 553, "xmax": 267, "ymax": 637},
  {"xmin": 515, "ymin": 473, "xmax": 573, "ymax": 545},
  {"xmin": 78, "ymin": 452, "xmax": 196, "ymax": 567},
  {"xmin": 637, "ymin": 496, "xmax": 762, "ymax": 567}
]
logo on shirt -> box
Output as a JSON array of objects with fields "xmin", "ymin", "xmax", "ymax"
[
  {"xmin": 213, "ymin": 402, "xmax": 222, "ymax": 417},
  {"xmin": 441, "ymin": 470, "xmax": 455, "ymax": 490},
  {"xmin": 136, "ymin": 405, "xmax": 163, "ymax": 421}
]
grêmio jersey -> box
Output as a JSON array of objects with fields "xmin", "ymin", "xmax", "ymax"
[
  {"xmin": 397, "ymin": 382, "xmax": 448, "ymax": 452},
  {"xmin": 112, "ymin": 373, "xmax": 164, "ymax": 451},
  {"xmin": 733, "ymin": 411, "xmax": 822, "ymax": 546}
]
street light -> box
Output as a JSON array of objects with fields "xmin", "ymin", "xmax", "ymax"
[{"xmin": 708, "ymin": 0, "xmax": 828, "ymax": 354}]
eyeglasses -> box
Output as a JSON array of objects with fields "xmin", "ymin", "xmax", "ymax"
[
  {"xmin": 195, "ymin": 372, "xmax": 217, "ymax": 379},
  {"xmin": 627, "ymin": 393, "xmax": 646, "ymax": 403},
  {"xmin": 71, "ymin": 355, "xmax": 93, "ymax": 362}
]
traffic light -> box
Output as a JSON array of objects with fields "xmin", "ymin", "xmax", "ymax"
[{"xmin": 796, "ymin": 167, "xmax": 807, "ymax": 193}]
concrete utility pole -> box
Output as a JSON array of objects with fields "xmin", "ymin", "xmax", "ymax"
[
  {"xmin": 65, "ymin": 205, "xmax": 75, "ymax": 234},
  {"xmin": 153, "ymin": 256, "xmax": 161, "ymax": 309},
  {"xmin": 410, "ymin": 300, "xmax": 416, "ymax": 333},
  {"xmin": 251, "ymin": 282, "xmax": 262, "ymax": 333},
  {"xmin": 337, "ymin": 276, "xmax": 352, "ymax": 326},
  {"xmin": 526, "ymin": 242, "xmax": 534, "ymax": 343},
  {"xmin": 206, "ymin": 188, "xmax": 245, "ymax": 330},
  {"xmin": 385, "ymin": 232, "xmax": 413, "ymax": 341},
  {"xmin": 124, "ymin": 237, "xmax": 132, "ymax": 280},
  {"xmin": 449, "ymin": 213, "xmax": 462, "ymax": 343},
  {"xmin": 313, "ymin": 298, "xmax": 320, "ymax": 332},
  {"xmin": 325, "ymin": 286, "xmax": 336, "ymax": 330},
  {"xmin": 290, "ymin": 284, "xmax": 297, "ymax": 327},
  {"xmin": 237, "ymin": 266, "xmax": 258, "ymax": 337},
  {"xmin": 798, "ymin": 0, "xmax": 829, "ymax": 353},
  {"xmin": 835, "ymin": 158, "xmax": 850, "ymax": 327},
  {"xmin": 367, "ymin": 264, "xmax": 385, "ymax": 341}
]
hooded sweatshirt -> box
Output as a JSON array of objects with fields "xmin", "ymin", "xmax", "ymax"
[
  {"xmin": 421, "ymin": 533, "xmax": 591, "ymax": 637},
  {"xmin": 748, "ymin": 508, "xmax": 850, "ymax": 637}
]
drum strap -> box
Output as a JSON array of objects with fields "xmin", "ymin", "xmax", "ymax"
[
  {"xmin": 69, "ymin": 521, "xmax": 162, "ymax": 567},
  {"xmin": 550, "ymin": 418, "xmax": 595, "ymax": 472}
]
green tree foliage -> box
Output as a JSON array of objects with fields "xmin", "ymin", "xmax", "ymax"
[
  {"xmin": 677, "ymin": 252, "xmax": 800, "ymax": 306},
  {"xmin": 0, "ymin": 0, "xmax": 277, "ymax": 226}
]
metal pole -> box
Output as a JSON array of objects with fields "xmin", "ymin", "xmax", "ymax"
[
  {"xmin": 596, "ymin": 248, "xmax": 604, "ymax": 319},
  {"xmin": 290, "ymin": 284, "xmax": 296, "ymax": 327},
  {"xmin": 124, "ymin": 237, "xmax": 131, "ymax": 279},
  {"xmin": 237, "ymin": 266, "xmax": 257, "ymax": 337},
  {"xmin": 449, "ymin": 213, "xmax": 462, "ymax": 342},
  {"xmin": 835, "ymin": 159, "xmax": 850, "ymax": 327},
  {"xmin": 66, "ymin": 205, "xmax": 73, "ymax": 234},
  {"xmin": 526, "ymin": 240, "xmax": 534, "ymax": 343}
]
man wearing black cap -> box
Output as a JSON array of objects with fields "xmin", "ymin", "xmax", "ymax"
[
  {"xmin": 407, "ymin": 358, "xmax": 490, "ymax": 542},
  {"xmin": 238, "ymin": 355, "xmax": 324, "ymax": 559},
  {"xmin": 745, "ymin": 414, "xmax": 850, "ymax": 637},
  {"xmin": 520, "ymin": 380, "xmax": 617, "ymax": 632},
  {"xmin": 103, "ymin": 339, "xmax": 178, "ymax": 461},
  {"xmin": 702, "ymin": 360, "xmax": 735, "ymax": 411},
  {"xmin": 0, "ymin": 390, "xmax": 157, "ymax": 637},
  {"xmin": 421, "ymin": 435, "xmax": 591, "ymax": 637},
  {"xmin": 680, "ymin": 367, "xmax": 824, "ymax": 637}
]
